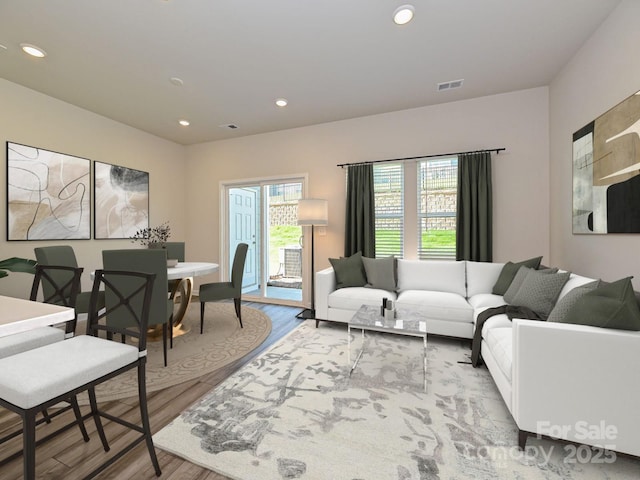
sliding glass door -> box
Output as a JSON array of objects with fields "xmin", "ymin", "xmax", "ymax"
[{"xmin": 224, "ymin": 176, "xmax": 305, "ymax": 305}]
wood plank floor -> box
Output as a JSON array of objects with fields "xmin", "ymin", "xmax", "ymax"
[{"xmin": 0, "ymin": 302, "xmax": 306, "ymax": 479}]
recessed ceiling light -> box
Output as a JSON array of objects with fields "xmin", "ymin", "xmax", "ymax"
[
  {"xmin": 275, "ymin": 98, "xmax": 288, "ymax": 107},
  {"xmin": 393, "ymin": 5, "xmax": 415, "ymax": 25},
  {"xmin": 178, "ymin": 119, "xmax": 190, "ymax": 126},
  {"xmin": 20, "ymin": 43, "xmax": 47, "ymax": 58}
]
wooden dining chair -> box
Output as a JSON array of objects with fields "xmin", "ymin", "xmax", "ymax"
[
  {"xmin": 199, "ymin": 243, "xmax": 248, "ymax": 333},
  {"xmin": 0, "ymin": 269, "xmax": 162, "ymax": 480},
  {"xmin": 103, "ymin": 249, "xmax": 174, "ymax": 366}
]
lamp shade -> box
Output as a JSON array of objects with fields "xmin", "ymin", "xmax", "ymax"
[{"xmin": 297, "ymin": 199, "xmax": 328, "ymax": 226}]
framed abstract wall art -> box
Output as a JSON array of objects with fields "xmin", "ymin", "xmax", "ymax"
[
  {"xmin": 6, "ymin": 142, "xmax": 91, "ymax": 240},
  {"xmin": 573, "ymin": 90, "xmax": 640, "ymax": 234},
  {"xmin": 94, "ymin": 161, "xmax": 149, "ymax": 239}
]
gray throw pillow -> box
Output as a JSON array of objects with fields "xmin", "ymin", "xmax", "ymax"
[
  {"xmin": 362, "ymin": 256, "xmax": 396, "ymax": 291},
  {"xmin": 504, "ymin": 266, "xmax": 558, "ymax": 304},
  {"xmin": 509, "ymin": 270, "xmax": 571, "ymax": 317},
  {"xmin": 547, "ymin": 280, "xmax": 600, "ymax": 323},
  {"xmin": 329, "ymin": 252, "xmax": 367, "ymax": 289},
  {"xmin": 492, "ymin": 256, "xmax": 543, "ymax": 295},
  {"xmin": 558, "ymin": 277, "xmax": 640, "ymax": 330}
]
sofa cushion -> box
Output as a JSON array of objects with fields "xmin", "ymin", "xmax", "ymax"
[
  {"xmin": 362, "ymin": 256, "xmax": 396, "ymax": 291},
  {"xmin": 397, "ymin": 259, "xmax": 466, "ymax": 297},
  {"xmin": 328, "ymin": 287, "xmax": 396, "ymax": 311},
  {"xmin": 484, "ymin": 327, "xmax": 513, "ymax": 381},
  {"xmin": 492, "ymin": 256, "xmax": 543, "ymax": 295},
  {"xmin": 329, "ymin": 252, "xmax": 367, "ymax": 289},
  {"xmin": 465, "ymin": 261, "xmax": 505, "ymax": 298},
  {"xmin": 477, "ymin": 312, "xmax": 512, "ymax": 338},
  {"xmin": 547, "ymin": 280, "xmax": 600, "ymax": 323},
  {"xmin": 508, "ymin": 269, "xmax": 570, "ymax": 317},
  {"xmin": 558, "ymin": 277, "xmax": 640, "ymax": 330},
  {"xmin": 396, "ymin": 290, "xmax": 472, "ymax": 323},
  {"xmin": 468, "ymin": 293, "xmax": 506, "ymax": 310}
]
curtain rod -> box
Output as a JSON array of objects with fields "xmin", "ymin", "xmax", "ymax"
[{"xmin": 336, "ymin": 148, "xmax": 506, "ymax": 168}]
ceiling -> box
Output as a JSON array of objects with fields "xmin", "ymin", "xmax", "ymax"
[{"xmin": 0, "ymin": 0, "xmax": 621, "ymax": 145}]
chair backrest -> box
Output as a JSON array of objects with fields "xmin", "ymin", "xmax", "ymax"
[
  {"xmin": 163, "ymin": 242, "xmax": 185, "ymax": 262},
  {"xmin": 102, "ymin": 249, "xmax": 170, "ymax": 328},
  {"xmin": 231, "ymin": 243, "xmax": 249, "ymax": 289},
  {"xmin": 88, "ymin": 269, "xmax": 155, "ymax": 353},
  {"xmin": 30, "ymin": 264, "xmax": 83, "ymax": 334},
  {"xmin": 34, "ymin": 245, "xmax": 82, "ymax": 300}
]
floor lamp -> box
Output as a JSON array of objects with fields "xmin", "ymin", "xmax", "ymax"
[{"xmin": 296, "ymin": 198, "xmax": 328, "ymax": 319}]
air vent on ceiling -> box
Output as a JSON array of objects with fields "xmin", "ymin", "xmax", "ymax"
[
  {"xmin": 437, "ymin": 79, "xmax": 464, "ymax": 91},
  {"xmin": 219, "ymin": 124, "xmax": 239, "ymax": 129}
]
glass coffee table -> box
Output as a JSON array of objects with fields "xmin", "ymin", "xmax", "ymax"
[{"xmin": 348, "ymin": 304, "xmax": 428, "ymax": 392}]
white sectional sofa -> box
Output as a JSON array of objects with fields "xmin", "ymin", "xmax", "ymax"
[{"xmin": 315, "ymin": 259, "xmax": 640, "ymax": 457}]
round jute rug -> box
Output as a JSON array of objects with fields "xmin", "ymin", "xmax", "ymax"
[{"xmin": 78, "ymin": 302, "xmax": 271, "ymax": 404}]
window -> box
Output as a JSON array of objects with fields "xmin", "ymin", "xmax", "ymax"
[
  {"xmin": 418, "ymin": 157, "xmax": 458, "ymax": 259},
  {"xmin": 373, "ymin": 163, "xmax": 403, "ymax": 257},
  {"xmin": 373, "ymin": 157, "xmax": 458, "ymax": 260}
]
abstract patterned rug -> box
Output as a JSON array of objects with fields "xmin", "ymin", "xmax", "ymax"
[
  {"xmin": 154, "ymin": 321, "xmax": 640, "ymax": 479},
  {"xmin": 79, "ymin": 303, "xmax": 271, "ymax": 404}
]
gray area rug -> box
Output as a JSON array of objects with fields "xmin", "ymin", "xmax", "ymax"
[
  {"xmin": 78, "ymin": 303, "xmax": 271, "ymax": 403},
  {"xmin": 154, "ymin": 321, "xmax": 640, "ymax": 479}
]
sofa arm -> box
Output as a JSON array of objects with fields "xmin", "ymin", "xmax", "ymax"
[
  {"xmin": 315, "ymin": 267, "xmax": 336, "ymax": 320},
  {"xmin": 512, "ymin": 319, "xmax": 640, "ymax": 456}
]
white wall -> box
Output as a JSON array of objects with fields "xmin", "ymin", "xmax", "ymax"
[
  {"xmin": 185, "ymin": 86, "xmax": 550, "ymax": 295},
  {"xmin": 549, "ymin": 0, "xmax": 640, "ymax": 286},
  {"xmin": 0, "ymin": 79, "xmax": 187, "ymax": 298}
]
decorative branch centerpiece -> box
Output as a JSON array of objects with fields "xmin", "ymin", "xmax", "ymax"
[{"xmin": 130, "ymin": 221, "xmax": 171, "ymax": 248}]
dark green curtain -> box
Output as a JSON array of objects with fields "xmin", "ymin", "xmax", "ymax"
[
  {"xmin": 345, "ymin": 164, "xmax": 375, "ymax": 257},
  {"xmin": 456, "ymin": 151, "xmax": 493, "ymax": 262}
]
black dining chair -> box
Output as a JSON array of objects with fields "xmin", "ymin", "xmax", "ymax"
[
  {"xmin": 0, "ymin": 268, "xmax": 162, "ymax": 479},
  {"xmin": 0, "ymin": 264, "xmax": 83, "ymax": 360},
  {"xmin": 34, "ymin": 245, "xmax": 105, "ymax": 317},
  {"xmin": 103, "ymin": 249, "xmax": 174, "ymax": 366},
  {"xmin": 199, "ymin": 243, "xmax": 248, "ymax": 333}
]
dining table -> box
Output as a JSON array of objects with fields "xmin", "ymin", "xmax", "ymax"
[
  {"xmin": 166, "ymin": 261, "xmax": 218, "ymax": 337},
  {"xmin": 0, "ymin": 295, "xmax": 75, "ymax": 338}
]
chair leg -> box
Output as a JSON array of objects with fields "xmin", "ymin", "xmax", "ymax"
[
  {"xmin": 23, "ymin": 411, "xmax": 36, "ymax": 480},
  {"xmin": 162, "ymin": 324, "xmax": 168, "ymax": 367},
  {"xmin": 234, "ymin": 298, "xmax": 243, "ymax": 328},
  {"xmin": 88, "ymin": 387, "xmax": 110, "ymax": 452},
  {"xmin": 41, "ymin": 409, "xmax": 52, "ymax": 424},
  {"xmin": 138, "ymin": 362, "xmax": 162, "ymax": 476},
  {"xmin": 69, "ymin": 396, "xmax": 90, "ymax": 442},
  {"xmin": 169, "ymin": 314, "xmax": 174, "ymax": 349},
  {"xmin": 200, "ymin": 302, "xmax": 205, "ymax": 334}
]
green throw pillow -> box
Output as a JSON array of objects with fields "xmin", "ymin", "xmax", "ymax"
[
  {"xmin": 559, "ymin": 277, "xmax": 640, "ymax": 330},
  {"xmin": 329, "ymin": 252, "xmax": 367, "ymax": 289},
  {"xmin": 547, "ymin": 280, "xmax": 600, "ymax": 323},
  {"xmin": 509, "ymin": 269, "xmax": 570, "ymax": 317},
  {"xmin": 492, "ymin": 256, "xmax": 543, "ymax": 295},
  {"xmin": 362, "ymin": 256, "xmax": 396, "ymax": 291}
]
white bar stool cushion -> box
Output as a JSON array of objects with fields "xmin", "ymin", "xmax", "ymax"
[
  {"xmin": 0, "ymin": 327, "xmax": 65, "ymax": 360},
  {"xmin": 0, "ymin": 335, "xmax": 139, "ymax": 409}
]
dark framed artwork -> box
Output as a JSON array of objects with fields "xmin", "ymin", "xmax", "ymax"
[
  {"xmin": 573, "ymin": 90, "xmax": 640, "ymax": 234},
  {"xmin": 94, "ymin": 161, "xmax": 149, "ymax": 239},
  {"xmin": 6, "ymin": 142, "xmax": 91, "ymax": 240}
]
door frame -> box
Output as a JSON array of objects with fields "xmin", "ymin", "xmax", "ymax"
[{"xmin": 219, "ymin": 173, "xmax": 309, "ymax": 306}]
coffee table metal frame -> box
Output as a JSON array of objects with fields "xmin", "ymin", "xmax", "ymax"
[{"xmin": 348, "ymin": 304, "xmax": 428, "ymax": 392}]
